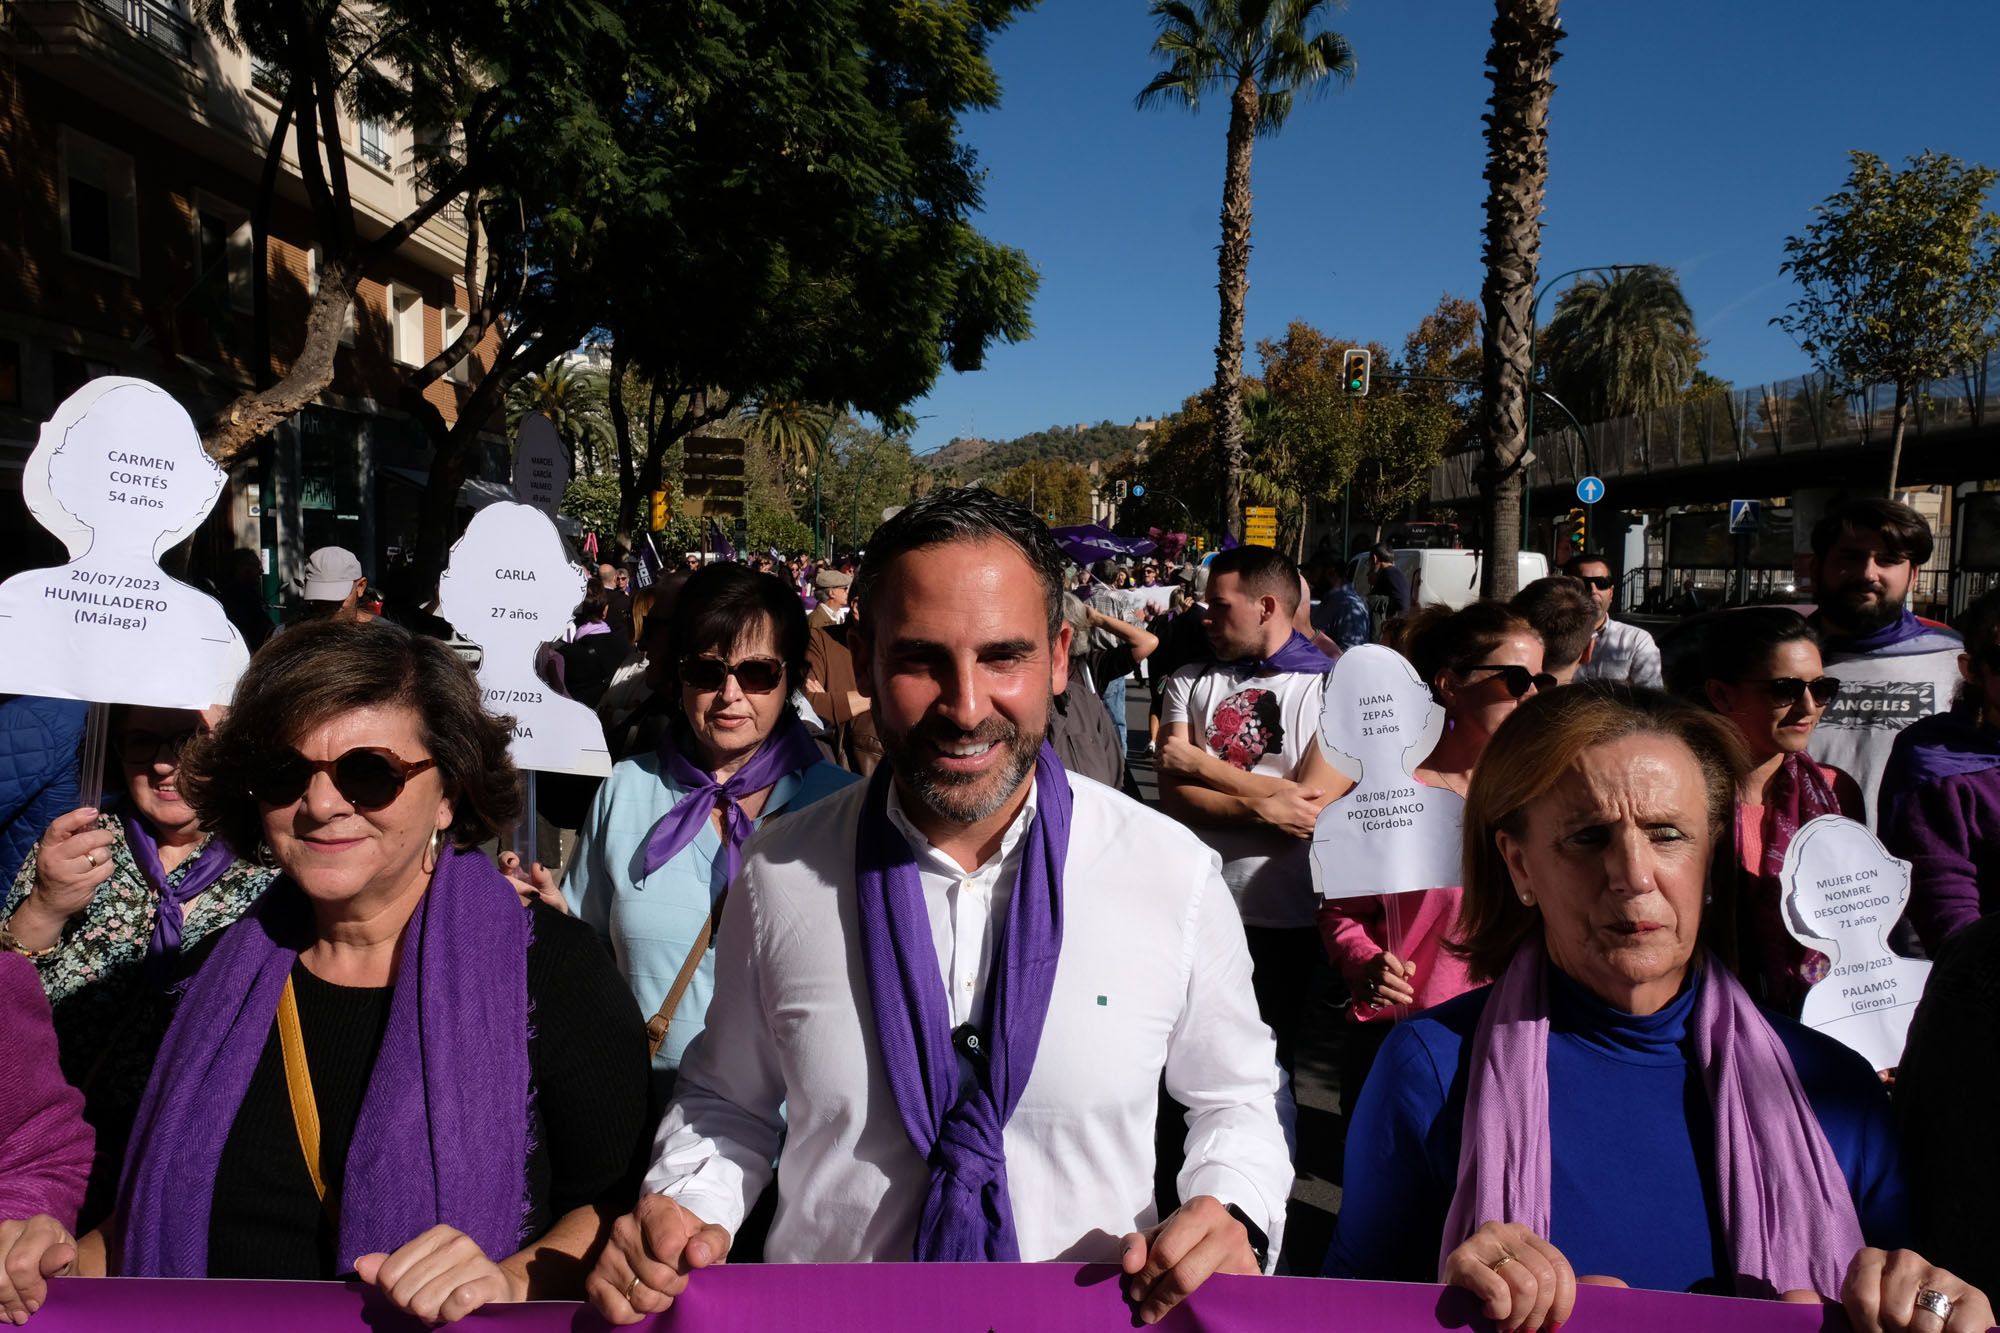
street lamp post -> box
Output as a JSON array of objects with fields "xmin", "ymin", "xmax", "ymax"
[{"xmin": 1523, "ymin": 263, "xmax": 1637, "ymax": 554}]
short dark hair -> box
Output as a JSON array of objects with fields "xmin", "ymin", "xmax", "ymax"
[
  {"xmin": 856, "ymin": 486, "xmax": 1070, "ymax": 638},
  {"xmin": 1509, "ymin": 577, "xmax": 1599, "ymax": 672},
  {"xmin": 573, "ymin": 588, "xmax": 609, "ymax": 627},
  {"xmin": 1810, "ymin": 497, "xmax": 1933, "ymax": 565},
  {"xmin": 1370, "ymin": 542, "xmax": 1395, "ymax": 564},
  {"xmin": 667, "ymin": 563, "xmax": 809, "ymax": 697},
  {"xmin": 1404, "ymin": 600, "xmax": 1536, "ymax": 702},
  {"xmin": 178, "ymin": 619, "xmax": 522, "ymax": 856},
  {"xmin": 1696, "ymin": 606, "xmax": 1817, "ymax": 691},
  {"xmin": 1568, "ymin": 549, "xmax": 1612, "ymax": 573},
  {"xmin": 1207, "ymin": 545, "xmax": 1303, "ymax": 614}
]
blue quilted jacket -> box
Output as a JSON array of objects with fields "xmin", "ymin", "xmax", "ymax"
[{"xmin": 0, "ymin": 696, "xmax": 87, "ymax": 889}]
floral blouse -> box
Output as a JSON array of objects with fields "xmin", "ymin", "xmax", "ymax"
[{"xmin": 3, "ymin": 812, "xmax": 272, "ymax": 1225}]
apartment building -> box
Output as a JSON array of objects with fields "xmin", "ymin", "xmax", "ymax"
[{"xmin": 0, "ymin": 0, "xmax": 509, "ymax": 596}]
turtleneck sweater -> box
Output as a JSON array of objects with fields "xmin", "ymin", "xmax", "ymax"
[{"xmin": 1324, "ymin": 964, "xmax": 1908, "ymax": 1291}]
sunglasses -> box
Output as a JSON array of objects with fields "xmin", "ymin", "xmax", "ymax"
[
  {"xmin": 121, "ymin": 728, "xmax": 199, "ymax": 765},
  {"xmin": 1739, "ymin": 676, "xmax": 1841, "ymax": 706},
  {"xmin": 249, "ymin": 747, "xmax": 438, "ymax": 810},
  {"xmin": 1570, "ymin": 574, "xmax": 1616, "ymax": 591},
  {"xmin": 1466, "ymin": 663, "xmax": 1559, "ymax": 698},
  {"xmin": 681, "ymin": 655, "xmax": 787, "ymax": 695}
]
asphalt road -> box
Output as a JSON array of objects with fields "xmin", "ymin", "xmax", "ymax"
[{"xmin": 1122, "ymin": 676, "xmax": 1346, "ymax": 1275}]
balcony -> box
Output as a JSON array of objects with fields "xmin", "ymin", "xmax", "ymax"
[{"xmin": 87, "ymin": 0, "xmax": 194, "ymax": 61}]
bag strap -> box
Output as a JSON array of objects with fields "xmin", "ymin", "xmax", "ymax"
[
  {"xmin": 277, "ymin": 975, "xmax": 328, "ymax": 1202},
  {"xmin": 646, "ymin": 890, "xmax": 726, "ymax": 1058}
]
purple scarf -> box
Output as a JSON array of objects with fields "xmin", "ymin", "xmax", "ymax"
[
  {"xmin": 1878, "ymin": 703, "xmax": 2000, "ymax": 831},
  {"xmin": 1814, "ymin": 607, "xmax": 1946, "ymax": 658},
  {"xmin": 1233, "ymin": 629, "xmax": 1333, "ymax": 675},
  {"xmin": 123, "ymin": 812, "xmax": 237, "ymax": 960},
  {"xmin": 854, "ymin": 743, "xmax": 1070, "ymax": 1262},
  {"xmin": 1441, "ymin": 940, "xmax": 1863, "ymax": 1297},
  {"xmin": 118, "ymin": 847, "xmax": 531, "ymax": 1276},
  {"xmin": 640, "ymin": 712, "xmax": 824, "ymax": 887},
  {"xmin": 1739, "ymin": 754, "xmax": 1845, "ymax": 1012}
]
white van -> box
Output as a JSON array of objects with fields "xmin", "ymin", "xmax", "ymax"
[{"xmin": 1348, "ymin": 548, "xmax": 1551, "ymax": 611}]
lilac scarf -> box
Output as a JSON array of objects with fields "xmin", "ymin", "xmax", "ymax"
[
  {"xmin": 1878, "ymin": 703, "xmax": 2000, "ymax": 831},
  {"xmin": 118, "ymin": 847, "xmax": 531, "ymax": 1276},
  {"xmin": 123, "ymin": 812, "xmax": 236, "ymax": 960},
  {"xmin": 640, "ymin": 712, "xmax": 824, "ymax": 887},
  {"xmin": 855, "ymin": 743, "xmax": 1070, "ymax": 1262},
  {"xmin": 1740, "ymin": 754, "xmax": 1845, "ymax": 1011},
  {"xmin": 1815, "ymin": 607, "xmax": 1946, "ymax": 658},
  {"xmin": 1441, "ymin": 940, "xmax": 1864, "ymax": 1298},
  {"xmin": 1233, "ymin": 629, "xmax": 1333, "ymax": 675}
]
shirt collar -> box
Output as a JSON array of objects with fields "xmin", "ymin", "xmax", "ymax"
[{"xmin": 885, "ymin": 772, "xmax": 1041, "ymax": 880}]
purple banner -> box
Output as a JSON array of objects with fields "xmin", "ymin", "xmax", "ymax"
[{"xmin": 31, "ymin": 1267, "xmax": 1849, "ymax": 1331}]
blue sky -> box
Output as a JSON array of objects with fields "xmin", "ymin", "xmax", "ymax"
[{"xmin": 904, "ymin": 0, "xmax": 2000, "ymax": 453}]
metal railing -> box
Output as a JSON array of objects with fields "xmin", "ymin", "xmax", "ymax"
[
  {"xmin": 89, "ymin": 0, "xmax": 195, "ymax": 60},
  {"xmin": 1432, "ymin": 348, "xmax": 2000, "ymax": 503}
]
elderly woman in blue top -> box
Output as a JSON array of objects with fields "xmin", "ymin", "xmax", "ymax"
[
  {"xmin": 561, "ymin": 563, "xmax": 856, "ymax": 1096},
  {"xmin": 1325, "ymin": 684, "xmax": 1993, "ymax": 1333}
]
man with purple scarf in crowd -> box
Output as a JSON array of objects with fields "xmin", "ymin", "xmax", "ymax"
[
  {"xmin": 1801, "ymin": 498, "xmax": 1963, "ymax": 828},
  {"xmin": 587, "ymin": 488, "xmax": 1291, "ymax": 1327}
]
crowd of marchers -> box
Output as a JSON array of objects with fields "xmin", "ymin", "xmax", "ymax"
[{"xmin": 0, "ymin": 489, "xmax": 1997, "ymax": 1333}]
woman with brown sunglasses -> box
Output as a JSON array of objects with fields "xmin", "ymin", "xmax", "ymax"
[
  {"xmin": 1696, "ymin": 607, "xmax": 1862, "ymax": 1016},
  {"xmin": 559, "ymin": 563, "xmax": 857, "ymax": 1103}
]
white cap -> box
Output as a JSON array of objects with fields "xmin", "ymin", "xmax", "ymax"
[{"xmin": 301, "ymin": 546, "xmax": 364, "ymax": 600}]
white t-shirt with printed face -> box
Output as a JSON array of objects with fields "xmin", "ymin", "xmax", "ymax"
[{"xmin": 1162, "ymin": 662, "xmax": 1328, "ymax": 929}]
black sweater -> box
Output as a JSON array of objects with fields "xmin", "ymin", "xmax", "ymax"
[{"xmin": 206, "ymin": 903, "xmax": 650, "ymax": 1279}]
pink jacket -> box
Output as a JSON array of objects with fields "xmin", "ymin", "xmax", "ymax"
[
  {"xmin": 1319, "ymin": 887, "xmax": 1476, "ymax": 1024},
  {"xmin": 0, "ymin": 953, "xmax": 92, "ymax": 1227}
]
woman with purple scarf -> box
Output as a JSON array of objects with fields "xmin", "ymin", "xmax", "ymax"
[
  {"xmin": 0, "ymin": 621, "xmax": 649, "ymax": 1324},
  {"xmin": 1696, "ymin": 608, "xmax": 1863, "ymax": 1015},
  {"xmin": 561, "ymin": 563, "xmax": 855, "ymax": 1099},
  {"xmin": 1882, "ymin": 589, "xmax": 2000, "ymax": 954},
  {"xmin": 1326, "ymin": 685, "xmax": 1991, "ymax": 1333},
  {"xmin": 0, "ymin": 705, "xmax": 273, "ymax": 1228}
]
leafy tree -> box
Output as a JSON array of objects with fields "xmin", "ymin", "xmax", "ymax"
[
  {"xmin": 1541, "ymin": 266, "xmax": 1700, "ymax": 421},
  {"xmin": 1775, "ymin": 149, "xmax": 2000, "ymax": 493},
  {"xmin": 1137, "ymin": 0, "xmax": 1354, "ymax": 540},
  {"xmin": 992, "ymin": 459, "xmax": 1094, "ymax": 524},
  {"xmin": 1475, "ymin": 0, "xmax": 1563, "ymax": 599},
  {"xmin": 559, "ymin": 472, "xmax": 622, "ymax": 545},
  {"xmin": 818, "ymin": 417, "xmax": 926, "ymax": 554},
  {"xmin": 508, "ymin": 360, "xmax": 614, "ymax": 477},
  {"xmin": 746, "ymin": 401, "xmax": 837, "ymax": 482}
]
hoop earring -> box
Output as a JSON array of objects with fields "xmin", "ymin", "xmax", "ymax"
[
  {"xmin": 422, "ymin": 827, "xmax": 443, "ymax": 874},
  {"xmin": 256, "ymin": 841, "xmax": 278, "ymax": 870}
]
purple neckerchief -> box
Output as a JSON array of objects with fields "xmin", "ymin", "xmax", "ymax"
[
  {"xmin": 118, "ymin": 847, "xmax": 531, "ymax": 1276},
  {"xmin": 640, "ymin": 712, "xmax": 824, "ymax": 888},
  {"xmin": 1230, "ymin": 630, "xmax": 1333, "ymax": 675},
  {"xmin": 1878, "ymin": 703, "xmax": 2000, "ymax": 831},
  {"xmin": 1441, "ymin": 939, "xmax": 1863, "ymax": 1298},
  {"xmin": 123, "ymin": 810, "xmax": 237, "ymax": 960},
  {"xmin": 1740, "ymin": 754, "xmax": 1844, "ymax": 1012},
  {"xmin": 572, "ymin": 621, "xmax": 613, "ymax": 640},
  {"xmin": 854, "ymin": 743, "xmax": 1070, "ymax": 1262},
  {"xmin": 1813, "ymin": 607, "xmax": 1955, "ymax": 658}
]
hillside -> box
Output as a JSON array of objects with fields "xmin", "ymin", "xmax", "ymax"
[{"xmin": 925, "ymin": 420, "xmax": 1148, "ymax": 482}]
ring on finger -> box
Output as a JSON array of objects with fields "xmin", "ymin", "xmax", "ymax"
[
  {"xmin": 1916, "ymin": 1289, "xmax": 1953, "ymax": 1322},
  {"xmin": 628, "ymin": 1274, "xmax": 646, "ymax": 1302},
  {"xmin": 1487, "ymin": 1250, "xmax": 1517, "ymax": 1274},
  {"xmin": 85, "ymin": 850, "xmax": 98, "ymax": 867}
]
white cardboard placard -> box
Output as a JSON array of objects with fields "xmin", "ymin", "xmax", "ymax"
[
  {"xmin": 1311, "ymin": 644, "xmax": 1463, "ymax": 900},
  {"xmin": 0, "ymin": 378, "xmax": 248, "ymax": 708},
  {"xmin": 1781, "ymin": 814, "xmax": 1930, "ymax": 1071},
  {"xmin": 511, "ymin": 412, "xmax": 569, "ymax": 518},
  {"xmin": 436, "ymin": 502, "xmax": 611, "ymax": 777}
]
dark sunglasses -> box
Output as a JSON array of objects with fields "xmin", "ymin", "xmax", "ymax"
[
  {"xmin": 1570, "ymin": 573, "xmax": 1616, "ymax": 591},
  {"xmin": 249, "ymin": 747, "xmax": 438, "ymax": 810},
  {"xmin": 681, "ymin": 654, "xmax": 787, "ymax": 695},
  {"xmin": 120, "ymin": 728, "xmax": 199, "ymax": 765},
  {"xmin": 1739, "ymin": 675, "xmax": 1841, "ymax": 706},
  {"xmin": 1466, "ymin": 663, "xmax": 1559, "ymax": 698}
]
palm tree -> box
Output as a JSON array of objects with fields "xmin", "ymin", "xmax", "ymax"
[
  {"xmin": 1541, "ymin": 266, "xmax": 1699, "ymax": 421},
  {"xmin": 1137, "ymin": 0, "xmax": 1355, "ymax": 541},
  {"xmin": 507, "ymin": 360, "xmax": 613, "ymax": 477},
  {"xmin": 747, "ymin": 400, "xmax": 837, "ymax": 477},
  {"xmin": 1476, "ymin": 0, "xmax": 1563, "ymax": 600}
]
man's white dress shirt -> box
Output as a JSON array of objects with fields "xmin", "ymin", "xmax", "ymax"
[{"xmin": 642, "ymin": 769, "xmax": 1293, "ymax": 1266}]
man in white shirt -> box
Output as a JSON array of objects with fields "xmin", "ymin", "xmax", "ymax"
[
  {"xmin": 588, "ymin": 488, "xmax": 1291, "ymax": 1326},
  {"xmin": 1156, "ymin": 545, "xmax": 1339, "ymax": 1070},
  {"xmin": 1569, "ymin": 552, "xmax": 1663, "ymax": 688}
]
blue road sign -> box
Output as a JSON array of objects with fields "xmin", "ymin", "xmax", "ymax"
[
  {"xmin": 1729, "ymin": 499, "xmax": 1762, "ymax": 534},
  {"xmin": 1576, "ymin": 476, "xmax": 1605, "ymax": 505},
  {"xmin": 1131, "ymin": 484, "xmax": 1146, "ymax": 497}
]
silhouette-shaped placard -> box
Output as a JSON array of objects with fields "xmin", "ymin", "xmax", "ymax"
[
  {"xmin": 1781, "ymin": 814, "xmax": 1931, "ymax": 1071},
  {"xmin": 1311, "ymin": 644, "xmax": 1463, "ymax": 900},
  {"xmin": 0, "ymin": 378, "xmax": 248, "ymax": 709},
  {"xmin": 511, "ymin": 413, "xmax": 570, "ymax": 518},
  {"xmin": 436, "ymin": 502, "xmax": 610, "ymax": 777}
]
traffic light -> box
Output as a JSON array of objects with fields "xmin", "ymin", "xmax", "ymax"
[
  {"xmin": 1341, "ymin": 348, "xmax": 1372, "ymax": 397},
  {"xmin": 1567, "ymin": 507, "xmax": 1586, "ymax": 551},
  {"xmin": 650, "ymin": 488, "xmax": 671, "ymax": 532},
  {"xmin": 1111, "ymin": 479, "xmax": 1129, "ymax": 502}
]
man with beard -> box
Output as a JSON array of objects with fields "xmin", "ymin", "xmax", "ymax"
[
  {"xmin": 1156, "ymin": 545, "xmax": 1338, "ymax": 1071},
  {"xmin": 1804, "ymin": 497, "xmax": 1962, "ymax": 826},
  {"xmin": 587, "ymin": 489, "xmax": 1290, "ymax": 1326}
]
